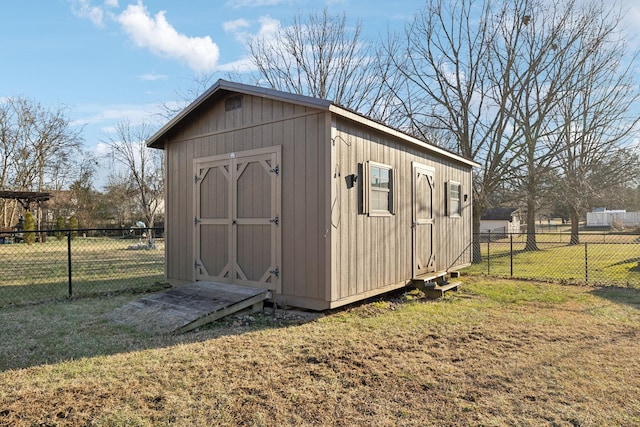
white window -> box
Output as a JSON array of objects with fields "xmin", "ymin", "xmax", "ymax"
[
  {"xmin": 363, "ymin": 161, "xmax": 395, "ymax": 215},
  {"xmin": 448, "ymin": 180, "xmax": 461, "ymax": 217}
]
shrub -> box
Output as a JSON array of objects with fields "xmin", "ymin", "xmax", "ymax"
[
  {"xmin": 55, "ymin": 217, "xmax": 66, "ymax": 241},
  {"xmin": 23, "ymin": 211, "xmax": 35, "ymax": 245},
  {"xmin": 68, "ymin": 215, "xmax": 79, "ymax": 240}
]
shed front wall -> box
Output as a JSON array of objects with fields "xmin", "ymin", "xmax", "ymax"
[
  {"xmin": 329, "ymin": 117, "xmax": 473, "ymax": 306},
  {"xmin": 162, "ymin": 93, "xmax": 330, "ymax": 307}
]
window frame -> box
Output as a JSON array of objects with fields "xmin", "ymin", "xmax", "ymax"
[
  {"xmin": 363, "ymin": 161, "xmax": 395, "ymax": 216},
  {"xmin": 447, "ymin": 180, "xmax": 462, "ymax": 217}
]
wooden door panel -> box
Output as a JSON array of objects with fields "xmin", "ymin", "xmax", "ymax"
[
  {"xmin": 195, "ymin": 159, "xmax": 231, "ymax": 282},
  {"xmin": 236, "ymin": 158, "xmax": 272, "ymax": 220},
  {"xmin": 198, "ymin": 224, "xmax": 230, "ymax": 281},
  {"xmin": 199, "ymin": 164, "xmax": 229, "ymax": 219},
  {"xmin": 413, "ymin": 164, "xmax": 435, "ymax": 276},
  {"xmin": 235, "ymin": 224, "xmax": 271, "ymax": 283},
  {"xmin": 234, "ymin": 153, "xmax": 279, "ymax": 290}
]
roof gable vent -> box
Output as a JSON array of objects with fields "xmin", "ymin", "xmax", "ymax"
[{"xmin": 225, "ymin": 95, "xmax": 243, "ymax": 111}]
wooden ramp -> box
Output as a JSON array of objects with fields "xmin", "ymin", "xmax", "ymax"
[{"xmin": 108, "ymin": 281, "xmax": 271, "ymax": 335}]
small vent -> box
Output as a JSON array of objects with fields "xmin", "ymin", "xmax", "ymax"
[{"xmin": 225, "ymin": 95, "xmax": 243, "ymax": 111}]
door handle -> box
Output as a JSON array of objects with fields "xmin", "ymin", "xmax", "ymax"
[{"xmin": 232, "ymin": 220, "xmax": 237, "ymax": 225}]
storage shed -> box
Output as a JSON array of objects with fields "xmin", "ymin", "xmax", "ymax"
[
  {"xmin": 147, "ymin": 80, "xmax": 476, "ymax": 310},
  {"xmin": 480, "ymin": 208, "xmax": 522, "ymax": 234}
]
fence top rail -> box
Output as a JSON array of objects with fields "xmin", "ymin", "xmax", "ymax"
[
  {"xmin": 0, "ymin": 227, "xmax": 164, "ymax": 235},
  {"xmin": 476, "ymin": 231, "xmax": 640, "ymax": 237}
]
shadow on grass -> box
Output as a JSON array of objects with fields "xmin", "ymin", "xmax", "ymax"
[
  {"xmin": 0, "ymin": 273, "xmax": 166, "ymax": 308},
  {"xmin": 0, "ymin": 285, "xmax": 428, "ymax": 373},
  {"xmin": 0, "ymin": 285, "xmax": 323, "ymax": 372},
  {"xmin": 605, "ymin": 257, "xmax": 640, "ymax": 268},
  {"xmin": 590, "ymin": 286, "xmax": 640, "ymax": 311}
]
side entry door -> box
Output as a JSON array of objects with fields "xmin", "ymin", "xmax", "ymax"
[{"xmin": 412, "ymin": 163, "xmax": 435, "ymax": 276}]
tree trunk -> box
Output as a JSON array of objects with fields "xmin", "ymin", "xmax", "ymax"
[
  {"xmin": 525, "ymin": 197, "xmax": 539, "ymax": 251},
  {"xmin": 569, "ymin": 208, "xmax": 580, "ymax": 245}
]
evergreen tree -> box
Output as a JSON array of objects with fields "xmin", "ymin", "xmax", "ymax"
[
  {"xmin": 54, "ymin": 217, "xmax": 66, "ymax": 241},
  {"xmin": 68, "ymin": 215, "xmax": 79, "ymax": 240},
  {"xmin": 23, "ymin": 211, "xmax": 35, "ymax": 245}
]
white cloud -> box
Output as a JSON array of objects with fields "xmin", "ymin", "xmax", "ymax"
[
  {"xmin": 70, "ymin": 0, "xmax": 106, "ymax": 27},
  {"xmin": 223, "ymin": 18, "xmax": 250, "ymax": 33},
  {"xmin": 138, "ymin": 73, "xmax": 169, "ymax": 81},
  {"xmin": 217, "ymin": 57, "xmax": 257, "ymax": 73},
  {"xmin": 255, "ymin": 15, "xmax": 280, "ymax": 39},
  {"xmin": 74, "ymin": 103, "xmax": 159, "ymax": 128},
  {"xmin": 117, "ymin": 2, "xmax": 220, "ymax": 74},
  {"xmin": 94, "ymin": 141, "xmax": 113, "ymax": 155},
  {"xmin": 225, "ymin": 0, "xmax": 288, "ymax": 8},
  {"xmin": 218, "ymin": 15, "xmax": 281, "ymax": 73}
]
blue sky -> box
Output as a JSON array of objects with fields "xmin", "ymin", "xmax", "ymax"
[
  {"xmin": 0, "ymin": 0, "xmax": 419, "ymax": 166},
  {"xmin": 2, "ymin": 0, "xmax": 640, "ymax": 189}
]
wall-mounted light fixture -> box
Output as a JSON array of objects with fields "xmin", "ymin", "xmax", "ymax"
[{"xmin": 345, "ymin": 173, "xmax": 358, "ymax": 189}]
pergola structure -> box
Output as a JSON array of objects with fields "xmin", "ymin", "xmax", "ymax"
[{"xmin": 0, "ymin": 190, "xmax": 52, "ymax": 210}]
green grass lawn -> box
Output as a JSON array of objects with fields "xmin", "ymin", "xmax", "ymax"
[
  {"xmin": 0, "ymin": 237, "xmax": 165, "ymax": 307},
  {"xmin": 0, "ymin": 277, "xmax": 638, "ymax": 426},
  {"xmin": 466, "ymin": 235, "xmax": 640, "ymax": 288}
]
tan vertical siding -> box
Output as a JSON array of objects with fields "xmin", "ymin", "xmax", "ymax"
[
  {"xmin": 330, "ymin": 117, "xmax": 473, "ymax": 303},
  {"xmin": 163, "ymin": 93, "xmax": 328, "ymax": 304}
]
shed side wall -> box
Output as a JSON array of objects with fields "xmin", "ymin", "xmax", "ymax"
[{"xmin": 330, "ymin": 117, "xmax": 473, "ymax": 303}]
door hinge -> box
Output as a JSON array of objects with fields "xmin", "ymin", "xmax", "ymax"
[
  {"xmin": 269, "ymin": 216, "xmax": 279, "ymax": 226},
  {"xmin": 269, "ymin": 165, "xmax": 279, "ymax": 175},
  {"xmin": 194, "ymin": 261, "xmax": 202, "ymax": 269},
  {"xmin": 195, "ymin": 174, "xmax": 201, "ymax": 183},
  {"xmin": 194, "ymin": 217, "xmax": 201, "ymax": 225},
  {"xmin": 269, "ymin": 267, "xmax": 280, "ymax": 278}
]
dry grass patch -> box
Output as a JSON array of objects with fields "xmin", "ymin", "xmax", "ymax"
[{"xmin": 0, "ymin": 277, "xmax": 639, "ymax": 426}]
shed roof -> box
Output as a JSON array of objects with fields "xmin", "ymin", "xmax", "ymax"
[
  {"xmin": 147, "ymin": 79, "xmax": 478, "ymax": 168},
  {"xmin": 481, "ymin": 207, "xmax": 520, "ymax": 221}
]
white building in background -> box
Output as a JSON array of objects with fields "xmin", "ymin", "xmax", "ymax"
[
  {"xmin": 586, "ymin": 208, "xmax": 640, "ymax": 228},
  {"xmin": 480, "ymin": 208, "xmax": 522, "ymax": 234}
]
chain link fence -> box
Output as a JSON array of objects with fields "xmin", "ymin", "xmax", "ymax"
[
  {"xmin": 0, "ymin": 228, "xmax": 165, "ymax": 308},
  {"xmin": 3, "ymin": 228, "xmax": 638, "ymax": 308},
  {"xmin": 465, "ymin": 232, "xmax": 640, "ymax": 288}
]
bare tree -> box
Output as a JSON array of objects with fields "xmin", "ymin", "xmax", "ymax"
[
  {"xmin": 390, "ymin": 0, "xmax": 640, "ymax": 256},
  {"xmin": 245, "ymin": 8, "xmax": 400, "ymax": 122},
  {"xmin": 502, "ymin": 0, "xmax": 639, "ymax": 249},
  {"xmin": 551, "ymin": 11, "xmax": 640, "ymax": 243},
  {"xmin": 493, "ymin": 0, "xmax": 581, "ymax": 251},
  {"xmin": 102, "ymin": 173, "xmax": 139, "ymax": 227},
  {"xmin": 388, "ymin": 0, "xmax": 524, "ymax": 261},
  {"xmin": 157, "ymin": 73, "xmax": 218, "ymax": 121},
  {"xmin": 0, "ymin": 97, "xmax": 83, "ymax": 228},
  {"xmin": 102, "ymin": 120, "xmax": 163, "ymax": 231}
]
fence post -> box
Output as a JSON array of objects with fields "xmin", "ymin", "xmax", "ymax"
[
  {"xmin": 67, "ymin": 231, "xmax": 73, "ymax": 297},
  {"xmin": 510, "ymin": 233, "xmax": 514, "ymax": 277},
  {"xmin": 584, "ymin": 242, "xmax": 588, "ymax": 285},
  {"xmin": 487, "ymin": 231, "xmax": 491, "ymax": 275}
]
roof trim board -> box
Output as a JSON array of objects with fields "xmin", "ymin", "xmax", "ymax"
[{"xmin": 146, "ymin": 79, "xmax": 479, "ymax": 168}]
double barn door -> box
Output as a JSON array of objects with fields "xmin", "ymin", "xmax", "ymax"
[{"xmin": 194, "ymin": 147, "xmax": 281, "ymax": 292}]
